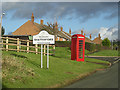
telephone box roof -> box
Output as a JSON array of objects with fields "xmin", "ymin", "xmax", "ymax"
[{"xmin": 72, "ymin": 34, "xmax": 85, "ymax": 37}]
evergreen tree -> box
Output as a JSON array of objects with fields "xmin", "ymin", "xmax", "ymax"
[{"xmin": 1, "ymin": 26, "xmax": 5, "ymax": 36}]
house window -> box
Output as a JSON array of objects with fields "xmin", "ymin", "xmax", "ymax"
[
  {"xmin": 63, "ymin": 38, "xmax": 65, "ymax": 41},
  {"xmin": 58, "ymin": 37, "xmax": 59, "ymax": 41}
]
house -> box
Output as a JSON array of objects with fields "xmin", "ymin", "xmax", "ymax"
[
  {"xmin": 11, "ymin": 13, "xmax": 102, "ymax": 44},
  {"xmin": 12, "ymin": 13, "xmax": 71, "ymax": 41},
  {"xmin": 80, "ymin": 30, "xmax": 102, "ymax": 45},
  {"xmin": 93, "ymin": 33, "xmax": 102, "ymax": 45}
]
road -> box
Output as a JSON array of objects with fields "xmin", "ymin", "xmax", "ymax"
[{"xmin": 65, "ymin": 57, "xmax": 119, "ymax": 88}]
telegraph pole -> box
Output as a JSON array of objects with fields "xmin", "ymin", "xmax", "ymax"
[
  {"xmin": 0, "ymin": 13, "xmax": 5, "ymax": 36},
  {"xmin": 0, "ymin": 15, "xmax": 2, "ymax": 36}
]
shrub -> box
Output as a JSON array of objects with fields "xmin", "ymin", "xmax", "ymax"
[
  {"xmin": 96, "ymin": 44, "xmax": 101, "ymax": 51},
  {"xmin": 90, "ymin": 43, "xmax": 96, "ymax": 52},
  {"xmin": 85, "ymin": 42, "xmax": 91, "ymax": 51},
  {"xmin": 85, "ymin": 42, "xmax": 96, "ymax": 52},
  {"xmin": 85, "ymin": 42, "xmax": 101, "ymax": 52},
  {"xmin": 113, "ymin": 44, "xmax": 118, "ymax": 50}
]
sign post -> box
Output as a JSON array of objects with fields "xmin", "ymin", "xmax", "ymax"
[
  {"xmin": 41, "ymin": 44, "xmax": 43, "ymax": 68},
  {"xmin": 33, "ymin": 30, "xmax": 55, "ymax": 69},
  {"xmin": 47, "ymin": 45, "xmax": 49, "ymax": 68}
]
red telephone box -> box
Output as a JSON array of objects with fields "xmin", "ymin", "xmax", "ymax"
[{"xmin": 71, "ymin": 34, "xmax": 85, "ymax": 62}]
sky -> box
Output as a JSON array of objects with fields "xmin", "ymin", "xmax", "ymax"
[{"xmin": 0, "ymin": 1, "xmax": 119, "ymax": 40}]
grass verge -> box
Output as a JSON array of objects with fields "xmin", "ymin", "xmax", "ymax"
[
  {"xmin": 88, "ymin": 50, "xmax": 118, "ymax": 56},
  {"xmin": 2, "ymin": 47, "xmax": 109, "ymax": 88}
]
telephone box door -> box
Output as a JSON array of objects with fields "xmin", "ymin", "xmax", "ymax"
[
  {"xmin": 71, "ymin": 36, "xmax": 77, "ymax": 60},
  {"xmin": 76, "ymin": 38, "xmax": 85, "ymax": 61}
]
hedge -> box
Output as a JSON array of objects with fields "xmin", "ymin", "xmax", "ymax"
[
  {"xmin": 85, "ymin": 42, "xmax": 102, "ymax": 52},
  {"xmin": 55, "ymin": 41, "xmax": 71, "ymax": 47},
  {"xmin": 55, "ymin": 41, "xmax": 102, "ymax": 52}
]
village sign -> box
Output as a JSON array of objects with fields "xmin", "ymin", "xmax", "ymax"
[
  {"xmin": 33, "ymin": 30, "xmax": 55, "ymax": 44},
  {"xmin": 33, "ymin": 30, "xmax": 55, "ymax": 69}
]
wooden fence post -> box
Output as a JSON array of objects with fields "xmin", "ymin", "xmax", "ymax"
[
  {"xmin": 17, "ymin": 38, "xmax": 19, "ymax": 52},
  {"xmin": 19, "ymin": 41, "xmax": 21, "ymax": 49},
  {"xmin": 6, "ymin": 37, "xmax": 8, "ymax": 51},
  {"xmin": 35, "ymin": 44, "xmax": 38, "ymax": 54},
  {"xmin": 44, "ymin": 45, "xmax": 46, "ymax": 56},
  {"xmin": 53, "ymin": 45, "xmax": 55, "ymax": 49},
  {"xmin": 53, "ymin": 45, "xmax": 55, "ymax": 55},
  {"xmin": 1, "ymin": 37, "xmax": 3, "ymax": 49},
  {"xmin": 27, "ymin": 40, "xmax": 29, "ymax": 53}
]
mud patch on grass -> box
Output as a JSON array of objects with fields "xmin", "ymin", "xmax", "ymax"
[
  {"xmin": 47, "ymin": 70, "xmax": 97, "ymax": 88},
  {"xmin": 65, "ymin": 72, "xmax": 74, "ymax": 74},
  {"xmin": 10, "ymin": 53, "xmax": 27, "ymax": 59}
]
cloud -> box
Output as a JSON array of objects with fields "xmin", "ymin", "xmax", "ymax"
[
  {"xmin": 99, "ymin": 25, "xmax": 118, "ymax": 40},
  {"xmin": 104, "ymin": 10, "xmax": 118, "ymax": 20},
  {"xmin": 72, "ymin": 25, "xmax": 118, "ymax": 41},
  {"xmin": 71, "ymin": 28, "xmax": 99, "ymax": 40},
  {"xmin": 72, "ymin": 28, "xmax": 99, "ymax": 36},
  {"xmin": 2, "ymin": 2, "xmax": 118, "ymax": 22}
]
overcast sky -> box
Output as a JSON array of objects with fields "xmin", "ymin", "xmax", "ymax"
[{"xmin": 1, "ymin": 1, "xmax": 118, "ymax": 40}]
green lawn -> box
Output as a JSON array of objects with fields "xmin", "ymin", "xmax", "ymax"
[
  {"xmin": 88, "ymin": 50, "xmax": 118, "ymax": 56},
  {"xmin": 55, "ymin": 47, "xmax": 89, "ymax": 59},
  {"xmin": 2, "ymin": 47, "xmax": 109, "ymax": 88}
]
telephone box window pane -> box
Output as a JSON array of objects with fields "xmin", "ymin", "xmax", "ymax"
[
  {"xmin": 79, "ymin": 40, "xmax": 83, "ymax": 42},
  {"xmin": 79, "ymin": 40, "xmax": 83, "ymax": 58}
]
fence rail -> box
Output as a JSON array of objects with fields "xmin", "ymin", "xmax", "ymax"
[{"xmin": 0, "ymin": 37, "xmax": 55, "ymax": 55}]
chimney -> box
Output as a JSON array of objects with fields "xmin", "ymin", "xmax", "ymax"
[
  {"xmin": 55, "ymin": 22, "xmax": 58, "ymax": 29},
  {"xmin": 47, "ymin": 22, "xmax": 50, "ymax": 27},
  {"xmin": 84, "ymin": 33, "xmax": 86, "ymax": 36},
  {"xmin": 55, "ymin": 21, "xmax": 58, "ymax": 26},
  {"xmin": 81, "ymin": 30, "xmax": 83, "ymax": 35},
  {"xmin": 69, "ymin": 28, "xmax": 71, "ymax": 34},
  {"xmin": 61, "ymin": 27, "xmax": 63, "ymax": 31},
  {"xmin": 31, "ymin": 12, "xmax": 34, "ymax": 23},
  {"xmin": 90, "ymin": 34, "xmax": 91, "ymax": 39},
  {"xmin": 55, "ymin": 25, "xmax": 58, "ymax": 30},
  {"xmin": 98, "ymin": 33, "xmax": 101, "ymax": 39},
  {"xmin": 53, "ymin": 24, "xmax": 55, "ymax": 30},
  {"xmin": 41, "ymin": 19, "xmax": 43, "ymax": 25}
]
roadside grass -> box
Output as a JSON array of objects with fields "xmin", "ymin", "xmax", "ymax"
[
  {"xmin": 85, "ymin": 58, "xmax": 110, "ymax": 64},
  {"xmin": 55, "ymin": 47, "xmax": 89, "ymax": 59},
  {"xmin": 2, "ymin": 47, "xmax": 109, "ymax": 88},
  {"xmin": 88, "ymin": 50, "xmax": 118, "ymax": 56}
]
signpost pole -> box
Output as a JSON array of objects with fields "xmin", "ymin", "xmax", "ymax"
[
  {"xmin": 47, "ymin": 44, "xmax": 49, "ymax": 69},
  {"xmin": 33, "ymin": 31, "xmax": 55, "ymax": 69},
  {"xmin": 41, "ymin": 44, "xmax": 43, "ymax": 68}
]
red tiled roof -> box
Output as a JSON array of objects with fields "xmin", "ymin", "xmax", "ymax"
[
  {"xmin": 12, "ymin": 20, "xmax": 40, "ymax": 36},
  {"xmin": 93, "ymin": 37, "xmax": 102, "ymax": 44},
  {"xmin": 85, "ymin": 37, "xmax": 93, "ymax": 43}
]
